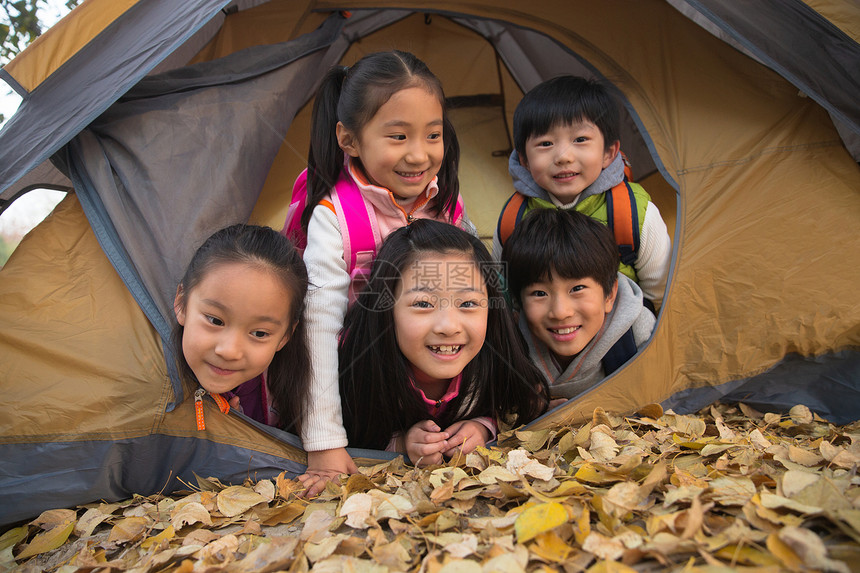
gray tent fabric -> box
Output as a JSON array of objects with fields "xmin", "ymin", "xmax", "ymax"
[
  {"xmin": 0, "ymin": 0, "xmax": 233, "ymax": 200},
  {"xmin": 661, "ymin": 351, "xmax": 860, "ymax": 424},
  {"xmin": 1, "ymin": 412, "xmax": 396, "ymax": 525}
]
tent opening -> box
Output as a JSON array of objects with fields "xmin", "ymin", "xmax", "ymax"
[{"xmin": 0, "ymin": 188, "xmax": 67, "ymax": 268}]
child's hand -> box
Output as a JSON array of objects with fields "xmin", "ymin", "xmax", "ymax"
[
  {"xmin": 298, "ymin": 447, "xmax": 358, "ymax": 497},
  {"xmin": 442, "ymin": 420, "xmax": 491, "ymax": 459},
  {"xmin": 405, "ymin": 420, "xmax": 450, "ymax": 467}
]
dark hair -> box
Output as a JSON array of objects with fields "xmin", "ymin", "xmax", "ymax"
[
  {"xmin": 513, "ymin": 75, "xmax": 620, "ymax": 157},
  {"xmin": 172, "ymin": 224, "xmax": 311, "ymax": 433},
  {"xmin": 502, "ymin": 209, "xmax": 619, "ymax": 307},
  {"xmin": 339, "ymin": 219, "xmax": 548, "ymax": 450},
  {"xmin": 302, "ymin": 50, "xmax": 460, "ymax": 229}
]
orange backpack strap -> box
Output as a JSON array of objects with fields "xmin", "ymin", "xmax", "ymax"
[
  {"xmin": 497, "ymin": 192, "xmax": 529, "ymax": 247},
  {"xmin": 606, "ymin": 181, "xmax": 640, "ymax": 267}
]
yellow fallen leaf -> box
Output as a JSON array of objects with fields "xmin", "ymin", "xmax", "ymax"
[
  {"xmin": 514, "ymin": 428, "xmax": 552, "ymax": 452},
  {"xmin": 171, "ymin": 501, "xmax": 213, "ymax": 529},
  {"xmin": 714, "ymin": 543, "xmax": 781, "ymax": 566},
  {"xmin": 748, "ymin": 428, "xmax": 772, "ymax": 449},
  {"xmin": 529, "ymin": 530, "xmax": 572, "ymax": 562},
  {"xmin": 778, "ymin": 526, "xmax": 850, "ymax": 573},
  {"xmin": 589, "ymin": 429, "xmax": 620, "ymax": 461},
  {"xmin": 31, "ymin": 509, "xmax": 76, "ymax": 530},
  {"xmin": 520, "ymin": 480, "xmax": 585, "ymax": 504},
  {"xmin": 0, "ymin": 526, "xmax": 27, "ymax": 554},
  {"xmin": 585, "ymin": 561, "xmax": 639, "ymax": 573},
  {"xmin": 557, "ymin": 430, "xmax": 578, "ymax": 454},
  {"xmin": 476, "ymin": 465, "xmax": 519, "ymax": 484},
  {"xmin": 182, "ymin": 529, "xmax": 221, "ymax": 547},
  {"xmin": 663, "ymin": 413, "xmax": 706, "ymax": 438},
  {"xmin": 831, "ymin": 448, "xmax": 860, "ymax": 469},
  {"xmin": 759, "ymin": 492, "xmax": 821, "ymax": 515},
  {"xmin": 574, "ymin": 463, "xmax": 625, "ymax": 485},
  {"xmin": 107, "ymin": 516, "xmax": 148, "ymax": 544},
  {"xmin": 603, "ymin": 481, "xmax": 643, "ymax": 518},
  {"xmin": 514, "ymin": 502, "xmax": 567, "ymax": 543},
  {"xmin": 638, "ymin": 461, "xmax": 667, "ymax": 497},
  {"xmin": 767, "ymin": 531, "xmax": 806, "ymax": 570},
  {"xmin": 196, "ymin": 532, "xmax": 240, "ymax": 563},
  {"xmin": 789, "ymin": 405, "xmax": 813, "ymax": 425},
  {"xmin": 15, "ymin": 520, "xmax": 75, "ymax": 559},
  {"xmin": 254, "ymin": 501, "xmax": 305, "ymax": 526},
  {"xmin": 592, "ymin": 407, "xmax": 613, "ymax": 428},
  {"xmin": 700, "ymin": 443, "xmax": 735, "ymax": 457},
  {"xmin": 635, "ymin": 403, "xmax": 663, "ymax": 419},
  {"xmin": 216, "ymin": 485, "xmax": 267, "ymax": 517},
  {"xmin": 663, "ymin": 485, "xmax": 704, "ymax": 508},
  {"xmin": 141, "ymin": 524, "xmax": 175, "ymax": 549},
  {"xmin": 749, "ymin": 495, "xmax": 805, "ymax": 527},
  {"xmin": 707, "ymin": 476, "xmax": 756, "ymax": 506},
  {"xmin": 482, "ymin": 551, "xmax": 530, "ymax": 573},
  {"xmin": 371, "ymin": 536, "xmax": 414, "ymax": 571},
  {"xmin": 367, "ymin": 490, "xmax": 414, "ymax": 521},
  {"xmin": 702, "ymin": 518, "xmax": 764, "ymax": 552},
  {"xmin": 505, "ymin": 449, "xmax": 554, "ymax": 480},
  {"xmin": 582, "ymin": 532, "xmax": 625, "ymax": 561},
  {"xmin": 738, "ymin": 403, "xmax": 764, "ymax": 419},
  {"xmin": 436, "ymin": 557, "xmax": 482, "ymax": 573},
  {"xmin": 339, "ymin": 492, "xmax": 373, "ymax": 529},
  {"xmin": 442, "ymin": 533, "xmax": 478, "ymax": 558},
  {"xmin": 276, "ymin": 471, "xmax": 303, "ymax": 499},
  {"xmin": 780, "ymin": 469, "xmax": 820, "ymax": 498},
  {"xmin": 714, "ymin": 417, "xmax": 738, "ymax": 441},
  {"xmin": 74, "ymin": 507, "xmax": 112, "ymax": 538},
  {"xmin": 301, "ymin": 506, "xmax": 336, "ymax": 543},
  {"xmin": 819, "ymin": 440, "xmax": 842, "ymax": 461},
  {"xmin": 252, "ymin": 479, "xmax": 275, "ymax": 501},
  {"xmin": 787, "ymin": 444, "xmax": 823, "ymax": 466}
]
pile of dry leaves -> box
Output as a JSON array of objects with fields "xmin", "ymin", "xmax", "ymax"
[{"xmin": 3, "ymin": 402, "xmax": 859, "ymax": 572}]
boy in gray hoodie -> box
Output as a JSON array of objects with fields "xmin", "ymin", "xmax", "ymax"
[
  {"xmin": 502, "ymin": 208, "xmax": 655, "ymax": 400},
  {"xmin": 493, "ymin": 75, "xmax": 671, "ymax": 311}
]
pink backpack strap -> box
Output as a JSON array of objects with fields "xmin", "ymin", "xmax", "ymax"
[
  {"xmin": 452, "ymin": 194, "xmax": 465, "ymax": 226},
  {"xmin": 281, "ymin": 169, "xmax": 309, "ymax": 251},
  {"xmin": 329, "ymin": 171, "xmax": 380, "ymax": 303}
]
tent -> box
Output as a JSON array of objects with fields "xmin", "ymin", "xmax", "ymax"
[{"xmin": 1, "ymin": 0, "xmax": 858, "ymax": 526}]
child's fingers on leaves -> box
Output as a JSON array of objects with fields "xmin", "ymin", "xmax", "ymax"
[
  {"xmin": 300, "ymin": 480, "xmax": 325, "ymax": 498},
  {"xmin": 415, "ymin": 452, "xmax": 444, "ymax": 467}
]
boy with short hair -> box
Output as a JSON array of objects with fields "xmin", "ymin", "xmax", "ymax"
[
  {"xmin": 493, "ymin": 75, "xmax": 671, "ymax": 311},
  {"xmin": 502, "ymin": 208, "xmax": 656, "ymax": 398}
]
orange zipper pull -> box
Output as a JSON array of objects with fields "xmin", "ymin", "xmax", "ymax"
[
  {"xmin": 211, "ymin": 393, "xmax": 230, "ymax": 414},
  {"xmin": 194, "ymin": 388, "xmax": 206, "ymax": 431}
]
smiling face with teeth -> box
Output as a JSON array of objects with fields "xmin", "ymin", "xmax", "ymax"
[
  {"xmin": 393, "ymin": 252, "xmax": 489, "ymax": 399},
  {"xmin": 337, "ymin": 86, "xmax": 444, "ymax": 205},
  {"xmin": 521, "ymin": 272, "xmax": 618, "ymax": 370}
]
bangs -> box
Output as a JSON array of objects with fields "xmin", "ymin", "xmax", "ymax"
[{"xmin": 503, "ymin": 208, "xmax": 619, "ymax": 302}]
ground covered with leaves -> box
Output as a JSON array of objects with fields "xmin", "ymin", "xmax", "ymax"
[{"xmin": 3, "ymin": 402, "xmax": 860, "ymax": 572}]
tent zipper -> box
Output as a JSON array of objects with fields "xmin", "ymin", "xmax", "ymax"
[{"xmin": 194, "ymin": 388, "xmax": 231, "ymax": 430}]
